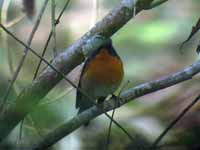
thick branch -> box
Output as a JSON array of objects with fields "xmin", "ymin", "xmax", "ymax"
[
  {"xmin": 0, "ymin": 0, "xmax": 168, "ymax": 142},
  {"xmin": 32, "ymin": 59, "xmax": 200, "ymax": 149}
]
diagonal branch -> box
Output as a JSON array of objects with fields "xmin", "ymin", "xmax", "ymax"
[
  {"xmin": 32, "ymin": 59, "xmax": 200, "ymax": 149},
  {"xmin": 0, "ymin": 0, "xmax": 169, "ymax": 143},
  {"xmin": 150, "ymin": 94, "xmax": 200, "ymax": 149}
]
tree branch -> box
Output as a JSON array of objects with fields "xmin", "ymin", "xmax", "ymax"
[
  {"xmin": 0, "ymin": 0, "xmax": 169, "ymax": 143},
  {"xmin": 31, "ymin": 59, "xmax": 200, "ymax": 149}
]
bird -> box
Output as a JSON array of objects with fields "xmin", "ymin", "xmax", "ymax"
[{"xmin": 76, "ymin": 39, "xmax": 124, "ymax": 125}]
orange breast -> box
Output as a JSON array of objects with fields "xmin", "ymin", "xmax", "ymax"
[{"xmin": 84, "ymin": 49, "xmax": 124, "ymax": 85}]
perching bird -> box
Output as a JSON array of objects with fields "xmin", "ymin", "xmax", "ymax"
[{"xmin": 76, "ymin": 39, "xmax": 124, "ymax": 125}]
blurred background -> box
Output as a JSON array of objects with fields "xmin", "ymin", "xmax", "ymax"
[{"xmin": 0, "ymin": 0, "xmax": 200, "ymax": 149}]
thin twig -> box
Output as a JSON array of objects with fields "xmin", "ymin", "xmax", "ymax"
[
  {"xmin": 106, "ymin": 81, "xmax": 130, "ymax": 150},
  {"xmin": 0, "ymin": 0, "xmax": 49, "ymax": 113},
  {"xmin": 106, "ymin": 109, "xmax": 115, "ymax": 150},
  {"xmin": 149, "ymin": 94, "xmax": 200, "ymax": 149},
  {"xmin": 33, "ymin": 0, "xmax": 71, "ymax": 80},
  {"xmin": 33, "ymin": 31, "xmax": 52, "ymax": 80},
  {"xmin": 51, "ymin": 0, "xmax": 57, "ymax": 57}
]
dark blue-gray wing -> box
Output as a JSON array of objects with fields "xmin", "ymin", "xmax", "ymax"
[
  {"xmin": 75, "ymin": 68, "xmax": 84, "ymax": 109},
  {"xmin": 75, "ymin": 59, "xmax": 90, "ymax": 109}
]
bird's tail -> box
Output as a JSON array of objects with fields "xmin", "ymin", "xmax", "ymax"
[{"xmin": 76, "ymin": 94, "xmax": 94, "ymax": 126}]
